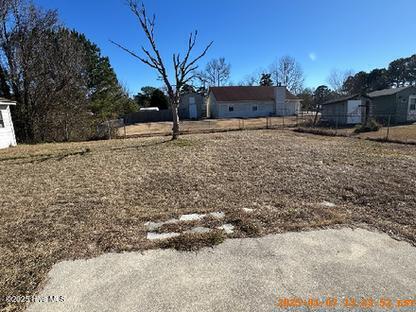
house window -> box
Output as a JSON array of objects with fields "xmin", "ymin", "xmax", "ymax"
[
  {"xmin": 228, "ymin": 105, "xmax": 234, "ymax": 112},
  {"xmin": 410, "ymin": 98, "xmax": 416, "ymax": 111},
  {"xmin": 189, "ymin": 96, "xmax": 195, "ymax": 104},
  {"xmin": 0, "ymin": 110, "xmax": 4, "ymax": 128},
  {"xmin": 252, "ymin": 106, "xmax": 258, "ymax": 111}
]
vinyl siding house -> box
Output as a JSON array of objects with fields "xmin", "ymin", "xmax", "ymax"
[
  {"xmin": 207, "ymin": 86, "xmax": 301, "ymax": 119},
  {"xmin": 0, "ymin": 97, "xmax": 17, "ymax": 149},
  {"xmin": 367, "ymin": 86, "xmax": 416, "ymax": 124},
  {"xmin": 321, "ymin": 86, "xmax": 416, "ymax": 125}
]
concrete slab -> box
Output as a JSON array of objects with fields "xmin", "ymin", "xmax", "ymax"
[
  {"xmin": 209, "ymin": 212, "xmax": 225, "ymax": 219},
  {"xmin": 179, "ymin": 212, "xmax": 225, "ymax": 222},
  {"xmin": 179, "ymin": 213, "xmax": 206, "ymax": 221},
  {"xmin": 217, "ymin": 223, "xmax": 235, "ymax": 234},
  {"xmin": 144, "ymin": 219, "xmax": 179, "ymax": 231},
  {"xmin": 242, "ymin": 208, "xmax": 254, "ymax": 213},
  {"xmin": 321, "ymin": 201, "xmax": 336, "ymax": 207},
  {"xmin": 28, "ymin": 228, "xmax": 416, "ymax": 312},
  {"xmin": 146, "ymin": 232, "xmax": 180, "ymax": 240},
  {"xmin": 185, "ymin": 227, "xmax": 211, "ymax": 234}
]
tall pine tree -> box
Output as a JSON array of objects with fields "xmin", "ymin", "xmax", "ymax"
[{"xmin": 73, "ymin": 32, "xmax": 137, "ymax": 121}]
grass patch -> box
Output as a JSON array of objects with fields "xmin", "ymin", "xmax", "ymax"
[
  {"xmin": 354, "ymin": 119, "xmax": 381, "ymax": 133},
  {"xmin": 294, "ymin": 127, "xmax": 345, "ymax": 137},
  {"xmin": 366, "ymin": 137, "xmax": 416, "ymax": 145},
  {"xmin": 168, "ymin": 138, "xmax": 194, "ymax": 147},
  {"xmin": 225, "ymin": 209, "xmax": 263, "ymax": 237},
  {"xmin": 158, "ymin": 231, "xmax": 225, "ymax": 252}
]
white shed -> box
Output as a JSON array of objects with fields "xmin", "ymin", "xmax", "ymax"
[{"xmin": 0, "ymin": 97, "xmax": 17, "ymax": 149}]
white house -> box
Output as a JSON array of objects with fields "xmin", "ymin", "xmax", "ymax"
[
  {"xmin": 0, "ymin": 97, "xmax": 17, "ymax": 149},
  {"xmin": 207, "ymin": 86, "xmax": 301, "ymax": 118}
]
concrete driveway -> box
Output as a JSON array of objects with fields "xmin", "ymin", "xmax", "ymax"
[{"xmin": 28, "ymin": 228, "xmax": 416, "ymax": 312}]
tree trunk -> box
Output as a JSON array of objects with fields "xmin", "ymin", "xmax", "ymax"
[{"xmin": 172, "ymin": 104, "xmax": 180, "ymax": 140}]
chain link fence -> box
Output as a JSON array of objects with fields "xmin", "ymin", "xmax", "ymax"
[
  {"xmin": 113, "ymin": 114, "xmax": 316, "ymax": 138},
  {"xmin": 295, "ymin": 112, "xmax": 416, "ymax": 143},
  {"xmin": 100, "ymin": 112, "xmax": 415, "ymax": 144}
]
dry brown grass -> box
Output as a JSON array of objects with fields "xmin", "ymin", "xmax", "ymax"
[
  {"xmin": 296, "ymin": 124, "xmax": 416, "ymax": 143},
  {"xmin": 1, "ymin": 130, "xmax": 416, "ymax": 311},
  {"xmin": 120, "ymin": 116, "xmax": 300, "ymax": 137},
  {"xmin": 358, "ymin": 124, "xmax": 416, "ymax": 142}
]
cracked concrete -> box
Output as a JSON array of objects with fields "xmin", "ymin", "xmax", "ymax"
[{"xmin": 28, "ymin": 228, "xmax": 416, "ymax": 312}]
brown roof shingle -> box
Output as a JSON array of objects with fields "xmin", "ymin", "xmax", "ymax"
[{"xmin": 209, "ymin": 86, "xmax": 299, "ymax": 102}]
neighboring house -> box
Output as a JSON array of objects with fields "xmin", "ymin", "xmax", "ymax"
[
  {"xmin": 321, "ymin": 94, "xmax": 372, "ymax": 125},
  {"xmin": 321, "ymin": 86, "xmax": 416, "ymax": 125},
  {"xmin": 367, "ymin": 86, "xmax": 416, "ymax": 124},
  {"xmin": 0, "ymin": 97, "xmax": 17, "ymax": 149},
  {"xmin": 179, "ymin": 92, "xmax": 204, "ymax": 120},
  {"xmin": 207, "ymin": 86, "xmax": 301, "ymax": 119}
]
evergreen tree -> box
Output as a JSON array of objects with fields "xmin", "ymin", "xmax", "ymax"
[
  {"xmin": 134, "ymin": 86, "xmax": 169, "ymax": 110},
  {"xmin": 259, "ymin": 73, "xmax": 273, "ymax": 86},
  {"xmin": 134, "ymin": 86, "xmax": 157, "ymax": 108},
  {"xmin": 73, "ymin": 32, "xmax": 137, "ymax": 120},
  {"xmin": 150, "ymin": 89, "xmax": 169, "ymax": 110}
]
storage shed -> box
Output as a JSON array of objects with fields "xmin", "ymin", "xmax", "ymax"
[
  {"xmin": 179, "ymin": 92, "xmax": 205, "ymax": 120},
  {"xmin": 367, "ymin": 86, "xmax": 416, "ymax": 124},
  {"xmin": 322, "ymin": 86, "xmax": 416, "ymax": 125},
  {"xmin": 321, "ymin": 95, "xmax": 371, "ymax": 125},
  {"xmin": 0, "ymin": 97, "xmax": 17, "ymax": 149}
]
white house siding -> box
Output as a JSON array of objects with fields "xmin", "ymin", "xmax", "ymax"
[
  {"xmin": 277, "ymin": 100, "xmax": 301, "ymax": 116},
  {"xmin": 207, "ymin": 93, "xmax": 217, "ymax": 118},
  {"xmin": 0, "ymin": 105, "xmax": 17, "ymax": 149},
  {"xmin": 216, "ymin": 101, "xmax": 275, "ymax": 118}
]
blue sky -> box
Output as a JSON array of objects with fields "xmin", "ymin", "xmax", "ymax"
[{"xmin": 35, "ymin": 0, "xmax": 416, "ymax": 95}]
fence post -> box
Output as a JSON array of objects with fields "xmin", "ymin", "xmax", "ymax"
[
  {"xmin": 335, "ymin": 116, "xmax": 339, "ymax": 135},
  {"xmin": 386, "ymin": 115, "xmax": 391, "ymax": 140},
  {"xmin": 123, "ymin": 118, "xmax": 127, "ymax": 138},
  {"xmin": 108, "ymin": 121, "xmax": 111, "ymax": 140}
]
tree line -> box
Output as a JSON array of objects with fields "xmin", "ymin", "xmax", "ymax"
[
  {"xmin": 0, "ymin": 0, "xmax": 136, "ymax": 143},
  {"xmin": 342, "ymin": 54, "xmax": 416, "ymax": 95}
]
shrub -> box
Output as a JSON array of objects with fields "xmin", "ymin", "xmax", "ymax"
[{"xmin": 354, "ymin": 119, "xmax": 381, "ymax": 133}]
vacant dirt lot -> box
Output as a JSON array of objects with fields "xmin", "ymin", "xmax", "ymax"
[{"xmin": 1, "ymin": 130, "xmax": 415, "ymax": 311}]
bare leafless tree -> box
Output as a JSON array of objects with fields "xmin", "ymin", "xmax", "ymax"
[
  {"xmin": 269, "ymin": 56, "xmax": 304, "ymax": 94},
  {"xmin": 112, "ymin": 1, "xmax": 212, "ymax": 139},
  {"xmin": 327, "ymin": 69, "xmax": 354, "ymax": 95},
  {"xmin": 195, "ymin": 57, "xmax": 230, "ymax": 87},
  {"xmin": 238, "ymin": 68, "xmax": 264, "ymax": 86},
  {"xmin": 0, "ymin": 0, "xmax": 60, "ymax": 141}
]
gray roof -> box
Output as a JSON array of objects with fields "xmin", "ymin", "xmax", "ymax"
[
  {"xmin": 0, "ymin": 97, "xmax": 16, "ymax": 105},
  {"xmin": 367, "ymin": 86, "xmax": 412, "ymax": 98},
  {"xmin": 322, "ymin": 94, "xmax": 362, "ymax": 106}
]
